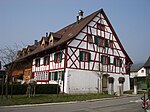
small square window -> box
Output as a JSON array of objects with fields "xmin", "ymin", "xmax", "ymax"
[{"xmin": 97, "ymin": 23, "xmax": 105, "ymax": 31}]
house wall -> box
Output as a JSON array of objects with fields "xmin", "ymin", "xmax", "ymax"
[
  {"xmin": 64, "ymin": 68, "xmax": 130, "ymax": 93},
  {"xmin": 64, "ymin": 12, "xmax": 130, "ymax": 93},
  {"xmin": 64, "ymin": 68, "xmax": 99, "ymax": 93},
  {"xmin": 31, "ymin": 11, "xmax": 131, "ymax": 93},
  {"xmin": 67, "ymin": 12, "xmax": 127, "ymax": 74}
]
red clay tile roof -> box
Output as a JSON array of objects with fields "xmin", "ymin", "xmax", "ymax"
[
  {"xmin": 144, "ymin": 56, "xmax": 150, "ymax": 67},
  {"xmin": 15, "ymin": 8, "xmax": 132, "ymax": 64}
]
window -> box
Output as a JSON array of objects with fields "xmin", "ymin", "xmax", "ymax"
[
  {"xmin": 94, "ymin": 36, "xmax": 110, "ymax": 47},
  {"xmin": 51, "ymin": 72, "xmax": 58, "ymax": 81},
  {"xmin": 101, "ymin": 55, "xmax": 110, "ymax": 65},
  {"xmin": 79, "ymin": 51, "xmax": 91, "ymax": 62},
  {"xmin": 44, "ymin": 56, "xmax": 50, "ymax": 65},
  {"xmin": 114, "ymin": 57, "xmax": 122, "ymax": 67},
  {"xmin": 109, "ymin": 40, "xmax": 113, "ymax": 48},
  {"xmin": 50, "ymin": 40, "xmax": 53, "ymax": 46},
  {"xmin": 99, "ymin": 38, "xmax": 105, "ymax": 47},
  {"xmin": 94, "ymin": 36, "xmax": 99, "ymax": 45},
  {"xmin": 54, "ymin": 52, "xmax": 62, "ymax": 63},
  {"xmin": 35, "ymin": 58, "xmax": 40, "ymax": 67},
  {"xmin": 141, "ymin": 70, "xmax": 144, "ymax": 73},
  {"xmin": 105, "ymin": 39, "xmax": 108, "ymax": 47},
  {"xmin": 87, "ymin": 34, "xmax": 93, "ymax": 43},
  {"xmin": 97, "ymin": 23, "xmax": 105, "ymax": 31}
]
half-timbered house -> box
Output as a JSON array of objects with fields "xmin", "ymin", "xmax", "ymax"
[{"xmin": 14, "ymin": 9, "xmax": 133, "ymax": 94}]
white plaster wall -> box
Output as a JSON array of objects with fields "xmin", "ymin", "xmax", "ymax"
[
  {"xmin": 109, "ymin": 73, "xmax": 130, "ymax": 92},
  {"xmin": 137, "ymin": 67, "xmax": 146, "ymax": 77},
  {"xmin": 64, "ymin": 68, "xmax": 99, "ymax": 93}
]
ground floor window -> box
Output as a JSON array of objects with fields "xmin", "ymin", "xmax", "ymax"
[
  {"xmin": 34, "ymin": 71, "xmax": 49, "ymax": 81},
  {"xmin": 50, "ymin": 71, "xmax": 64, "ymax": 81}
]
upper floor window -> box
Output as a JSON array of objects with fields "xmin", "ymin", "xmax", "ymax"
[
  {"xmin": 79, "ymin": 51, "xmax": 91, "ymax": 62},
  {"xmin": 101, "ymin": 55, "xmax": 110, "ymax": 65},
  {"xmin": 44, "ymin": 55, "xmax": 50, "ymax": 65},
  {"xmin": 97, "ymin": 23, "xmax": 105, "ymax": 31},
  {"xmin": 109, "ymin": 40, "xmax": 113, "ymax": 48},
  {"xmin": 114, "ymin": 57, "xmax": 122, "ymax": 67},
  {"xmin": 94, "ymin": 36, "xmax": 109, "ymax": 47},
  {"xmin": 54, "ymin": 52, "xmax": 62, "ymax": 63},
  {"xmin": 35, "ymin": 58, "xmax": 40, "ymax": 67},
  {"xmin": 87, "ymin": 34, "xmax": 93, "ymax": 43}
]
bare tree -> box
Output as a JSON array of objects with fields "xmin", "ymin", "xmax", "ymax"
[{"xmin": 0, "ymin": 44, "xmax": 22, "ymax": 98}]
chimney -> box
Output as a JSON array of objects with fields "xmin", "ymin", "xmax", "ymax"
[
  {"xmin": 34, "ymin": 40, "xmax": 38, "ymax": 45},
  {"xmin": 77, "ymin": 10, "xmax": 84, "ymax": 23},
  {"xmin": 46, "ymin": 32, "xmax": 48, "ymax": 37}
]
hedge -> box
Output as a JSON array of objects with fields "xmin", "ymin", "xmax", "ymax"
[{"xmin": 0, "ymin": 84, "xmax": 60, "ymax": 95}]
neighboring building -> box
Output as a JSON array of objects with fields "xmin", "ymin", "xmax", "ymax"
[
  {"xmin": 144, "ymin": 56, "xmax": 150, "ymax": 75},
  {"xmin": 11, "ymin": 9, "xmax": 133, "ymax": 94},
  {"xmin": 130, "ymin": 67, "xmax": 147, "ymax": 90},
  {"xmin": 144, "ymin": 56, "xmax": 150, "ymax": 89}
]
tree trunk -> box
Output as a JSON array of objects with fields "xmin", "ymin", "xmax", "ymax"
[
  {"xmin": 5, "ymin": 74, "xmax": 8, "ymax": 99},
  {"xmin": 1, "ymin": 75, "xmax": 4, "ymax": 99}
]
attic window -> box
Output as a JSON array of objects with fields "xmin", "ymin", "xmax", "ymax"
[
  {"xmin": 50, "ymin": 40, "xmax": 53, "ymax": 46},
  {"xmin": 97, "ymin": 23, "xmax": 105, "ymax": 31}
]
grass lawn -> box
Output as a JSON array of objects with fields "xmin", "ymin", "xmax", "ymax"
[{"xmin": 0, "ymin": 93, "xmax": 115, "ymax": 106}]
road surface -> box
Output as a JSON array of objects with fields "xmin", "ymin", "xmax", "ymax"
[{"xmin": 0, "ymin": 95, "xmax": 144, "ymax": 112}]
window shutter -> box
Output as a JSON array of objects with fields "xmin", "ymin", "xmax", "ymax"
[
  {"xmin": 114, "ymin": 58, "xmax": 117, "ymax": 66},
  {"xmin": 120, "ymin": 59, "xmax": 122, "ymax": 67},
  {"xmin": 101, "ymin": 55, "xmax": 104, "ymax": 64},
  {"xmin": 79, "ymin": 51, "xmax": 83, "ymax": 61},
  {"xmin": 94, "ymin": 36, "xmax": 99, "ymax": 45},
  {"xmin": 88, "ymin": 53, "xmax": 91, "ymax": 62},
  {"xmin": 54, "ymin": 72, "xmax": 58, "ymax": 81},
  {"xmin": 108, "ymin": 57, "xmax": 110, "ymax": 64},
  {"xmin": 61, "ymin": 71, "xmax": 64, "ymax": 81},
  {"xmin": 54, "ymin": 54, "xmax": 56, "ymax": 63},
  {"xmin": 105, "ymin": 39, "xmax": 108, "ymax": 47},
  {"xmin": 60, "ymin": 52, "xmax": 62, "ymax": 62}
]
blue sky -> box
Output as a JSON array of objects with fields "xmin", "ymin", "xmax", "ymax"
[{"xmin": 0, "ymin": 0, "xmax": 150, "ymax": 64}]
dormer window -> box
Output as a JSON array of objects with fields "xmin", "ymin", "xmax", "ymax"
[{"xmin": 50, "ymin": 39, "xmax": 53, "ymax": 46}]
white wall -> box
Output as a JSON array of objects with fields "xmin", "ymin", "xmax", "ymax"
[
  {"xmin": 64, "ymin": 68, "xmax": 130, "ymax": 94},
  {"xmin": 64, "ymin": 68, "xmax": 99, "ymax": 93}
]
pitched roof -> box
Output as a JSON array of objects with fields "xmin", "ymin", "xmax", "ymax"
[
  {"xmin": 144, "ymin": 56, "xmax": 150, "ymax": 67},
  {"xmin": 15, "ymin": 8, "xmax": 132, "ymax": 64}
]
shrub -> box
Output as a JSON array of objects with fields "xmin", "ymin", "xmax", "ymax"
[{"xmin": 0, "ymin": 84, "xmax": 59, "ymax": 95}]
